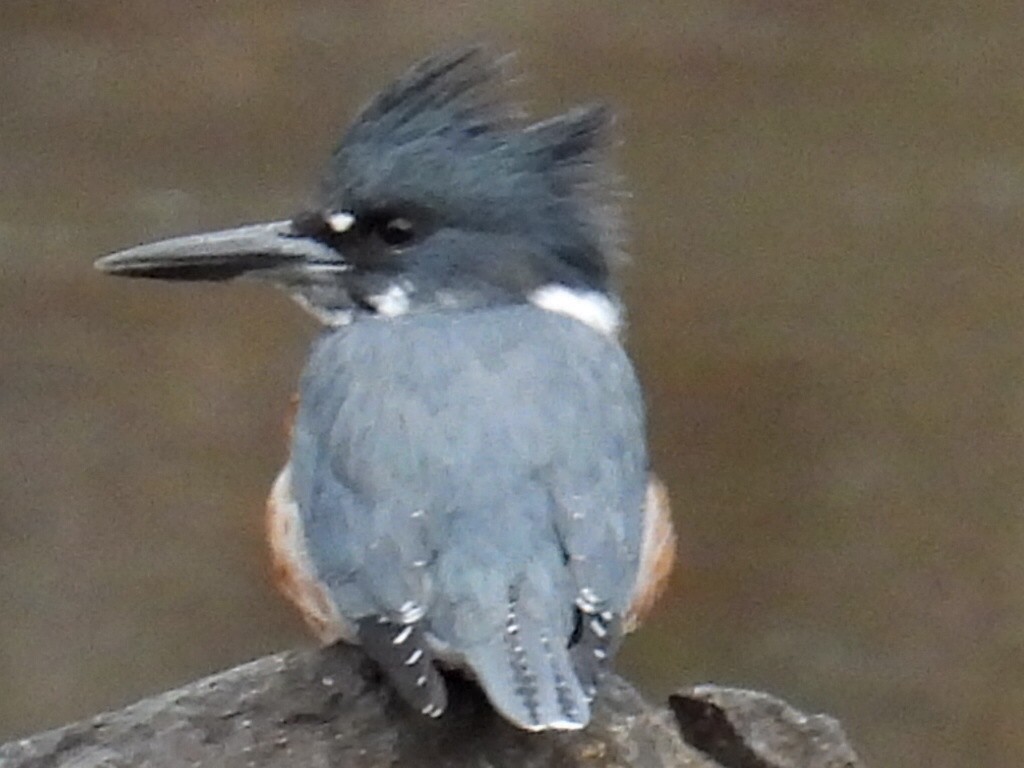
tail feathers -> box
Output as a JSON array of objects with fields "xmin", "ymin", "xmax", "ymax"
[
  {"xmin": 357, "ymin": 618, "xmax": 447, "ymax": 718},
  {"xmin": 464, "ymin": 588, "xmax": 591, "ymax": 731},
  {"xmin": 570, "ymin": 608, "xmax": 622, "ymax": 701}
]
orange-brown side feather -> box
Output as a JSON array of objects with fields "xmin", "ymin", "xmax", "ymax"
[
  {"xmin": 266, "ymin": 464, "xmax": 353, "ymax": 644},
  {"xmin": 625, "ymin": 473, "xmax": 677, "ymax": 632},
  {"xmin": 284, "ymin": 390, "xmax": 300, "ymax": 442},
  {"xmin": 267, "ymin": 394, "xmax": 352, "ymax": 644}
]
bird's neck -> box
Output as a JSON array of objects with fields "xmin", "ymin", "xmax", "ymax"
[
  {"xmin": 293, "ymin": 284, "xmax": 623, "ymax": 338},
  {"xmin": 526, "ymin": 285, "xmax": 622, "ymax": 337}
]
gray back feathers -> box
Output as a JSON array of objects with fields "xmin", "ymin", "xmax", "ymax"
[{"xmin": 289, "ymin": 305, "xmax": 646, "ymax": 728}]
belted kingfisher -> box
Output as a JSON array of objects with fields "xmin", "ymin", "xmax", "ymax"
[{"xmin": 95, "ymin": 48, "xmax": 675, "ymax": 731}]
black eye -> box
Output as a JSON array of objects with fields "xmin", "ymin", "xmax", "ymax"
[{"xmin": 376, "ymin": 215, "xmax": 416, "ymax": 247}]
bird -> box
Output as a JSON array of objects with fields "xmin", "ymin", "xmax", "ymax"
[{"xmin": 95, "ymin": 47, "xmax": 676, "ymax": 732}]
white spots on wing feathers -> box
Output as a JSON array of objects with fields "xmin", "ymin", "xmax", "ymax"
[
  {"xmin": 504, "ymin": 592, "xmax": 540, "ymax": 724},
  {"xmin": 405, "ymin": 648, "xmax": 424, "ymax": 665},
  {"xmin": 529, "ymin": 285, "xmax": 622, "ymax": 336},
  {"xmin": 506, "ymin": 603, "xmax": 519, "ymax": 636},
  {"xmin": 541, "ymin": 631, "xmax": 580, "ymax": 724},
  {"xmin": 398, "ymin": 599, "xmax": 425, "ymax": 623},
  {"xmin": 393, "ymin": 625, "xmax": 414, "ymax": 645},
  {"xmin": 576, "ymin": 588, "xmax": 600, "ymax": 613},
  {"xmin": 327, "ymin": 210, "xmax": 356, "ymax": 232}
]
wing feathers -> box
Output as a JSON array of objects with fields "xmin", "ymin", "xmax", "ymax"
[
  {"xmin": 357, "ymin": 618, "xmax": 447, "ymax": 717},
  {"xmin": 464, "ymin": 580, "xmax": 590, "ymax": 731}
]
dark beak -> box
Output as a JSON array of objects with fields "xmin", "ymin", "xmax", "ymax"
[{"xmin": 94, "ymin": 219, "xmax": 342, "ymax": 282}]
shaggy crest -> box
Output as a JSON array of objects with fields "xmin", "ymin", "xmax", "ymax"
[{"xmin": 327, "ymin": 47, "xmax": 625, "ymax": 278}]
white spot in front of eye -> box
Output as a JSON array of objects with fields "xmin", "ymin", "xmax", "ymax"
[{"xmin": 326, "ymin": 211, "xmax": 356, "ymax": 233}]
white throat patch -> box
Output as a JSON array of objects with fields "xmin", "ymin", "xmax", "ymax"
[
  {"xmin": 528, "ymin": 285, "xmax": 622, "ymax": 337},
  {"xmin": 368, "ymin": 283, "xmax": 412, "ymax": 318}
]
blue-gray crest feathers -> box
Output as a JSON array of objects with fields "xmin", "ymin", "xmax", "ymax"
[
  {"xmin": 325, "ymin": 47, "xmax": 624, "ymax": 289},
  {"xmin": 343, "ymin": 47, "xmax": 519, "ymax": 144}
]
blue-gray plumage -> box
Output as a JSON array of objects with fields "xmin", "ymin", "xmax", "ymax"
[
  {"xmin": 290, "ymin": 307, "xmax": 646, "ymax": 727},
  {"xmin": 94, "ymin": 46, "xmax": 676, "ymax": 732}
]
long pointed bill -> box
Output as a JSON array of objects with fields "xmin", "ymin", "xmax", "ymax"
[{"xmin": 94, "ymin": 219, "xmax": 344, "ymax": 281}]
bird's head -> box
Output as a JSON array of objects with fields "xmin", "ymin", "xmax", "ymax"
[{"xmin": 96, "ymin": 48, "xmax": 625, "ymax": 334}]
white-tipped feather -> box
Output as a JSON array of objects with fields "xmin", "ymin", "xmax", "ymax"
[
  {"xmin": 529, "ymin": 285, "xmax": 621, "ymax": 336},
  {"xmin": 369, "ymin": 284, "xmax": 412, "ymax": 317}
]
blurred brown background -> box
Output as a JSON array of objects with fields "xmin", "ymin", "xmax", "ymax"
[{"xmin": 1, "ymin": 3, "xmax": 1021, "ymax": 766}]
